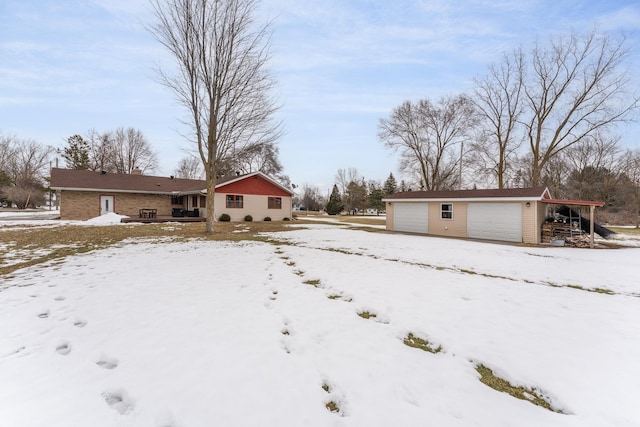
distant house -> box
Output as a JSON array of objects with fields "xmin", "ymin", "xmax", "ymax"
[
  {"xmin": 383, "ymin": 187, "xmax": 605, "ymax": 245},
  {"xmin": 50, "ymin": 168, "xmax": 293, "ymax": 221}
]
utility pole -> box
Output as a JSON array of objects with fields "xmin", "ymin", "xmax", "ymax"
[{"xmin": 459, "ymin": 142, "xmax": 464, "ymax": 190}]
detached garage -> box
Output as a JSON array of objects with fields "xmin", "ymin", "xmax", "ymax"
[{"xmin": 384, "ymin": 187, "xmax": 568, "ymax": 245}]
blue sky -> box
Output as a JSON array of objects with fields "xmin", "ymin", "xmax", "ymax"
[{"xmin": 1, "ymin": 0, "xmax": 639, "ymax": 193}]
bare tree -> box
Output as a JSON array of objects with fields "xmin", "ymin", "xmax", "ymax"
[
  {"xmin": 379, "ymin": 95, "xmax": 476, "ymax": 190},
  {"xmin": 0, "ymin": 136, "xmax": 53, "ymax": 208},
  {"xmin": 620, "ymin": 149, "xmax": 640, "ymax": 227},
  {"xmin": 86, "ymin": 129, "xmax": 115, "ymax": 173},
  {"xmin": 110, "ymin": 127, "xmax": 158, "ymax": 174},
  {"xmin": 149, "ymin": 0, "xmax": 282, "ymax": 232},
  {"xmin": 563, "ymin": 132, "xmax": 621, "ymax": 174},
  {"xmin": 335, "ymin": 168, "xmax": 360, "ymax": 197},
  {"xmin": 522, "ymin": 31, "xmax": 638, "ymax": 186},
  {"xmin": 217, "ymin": 140, "xmax": 282, "ymax": 177},
  {"xmin": 300, "ymin": 184, "xmax": 324, "ymax": 211},
  {"xmin": 472, "ymin": 49, "xmax": 524, "ymax": 188},
  {"xmin": 175, "ymin": 155, "xmax": 204, "ymax": 179},
  {"xmin": 0, "ymin": 133, "xmax": 17, "ymax": 175}
]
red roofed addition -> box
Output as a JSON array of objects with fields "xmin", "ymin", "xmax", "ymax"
[{"xmin": 217, "ymin": 174, "xmax": 291, "ymax": 196}]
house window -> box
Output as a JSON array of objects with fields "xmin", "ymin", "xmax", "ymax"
[
  {"xmin": 200, "ymin": 195, "xmax": 206, "ymax": 207},
  {"xmin": 441, "ymin": 203, "xmax": 453, "ymax": 219},
  {"xmin": 268, "ymin": 197, "xmax": 282, "ymax": 209},
  {"xmin": 226, "ymin": 195, "xmax": 243, "ymax": 208},
  {"xmin": 192, "ymin": 195, "xmax": 198, "ymax": 207},
  {"xmin": 171, "ymin": 195, "xmax": 184, "ymax": 205}
]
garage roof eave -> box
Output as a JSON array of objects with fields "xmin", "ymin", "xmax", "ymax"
[
  {"xmin": 383, "ymin": 196, "xmax": 544, "ymax": 203},
  {"xmin": 543, "ymin": 198, "xmax": 605, "ymax": 207}
]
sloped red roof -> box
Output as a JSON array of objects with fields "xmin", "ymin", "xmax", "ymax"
[
  {"xmin": 50, "ymin": 168, "xmax": 207, "ymax": 194},
  {"xmin": 385, "ymin": 187, "xmax": 550, "ymax": 200}
]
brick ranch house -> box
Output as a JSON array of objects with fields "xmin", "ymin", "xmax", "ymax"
[
  {"xmin": 50, "ymin": 168, "xmax": 293, "ymax": 221},
  {"xmin": 383, "ymin": 187, "xmax": 605, "ymax": 246}
]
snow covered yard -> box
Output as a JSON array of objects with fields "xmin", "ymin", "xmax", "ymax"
[{"xmin": 0, "ymin": 222, "xmax": 639, "ymax": 426}]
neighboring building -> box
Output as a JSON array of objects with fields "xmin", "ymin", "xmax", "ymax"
[
  {"xmin": 383, "ymin": 187, "xmax": 604, "ymax": 245},
  {"xmin": 50, "ymin": 168, "xmax": 293, "ymax": 221}
]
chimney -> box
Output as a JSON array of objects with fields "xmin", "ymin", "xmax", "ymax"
[{"xmin": 132, "ymin": 167, "xmax": 142, "ymax": 175}]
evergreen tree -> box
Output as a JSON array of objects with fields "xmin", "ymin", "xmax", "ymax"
[
  {"xmin": 368, "ymin": 181, "xmax": 386, "ymax": 215},
  {"xmin": 345, "ymin": 179, "xmax": 368, "ymax": 214},
  {"xmin": 325, "ymin": 184, "xmax": 344, "ymax": 215},
  {"xmin": 383, "ymin": 172, "xmax": 398, "ymax": 195},
  {"xmin": 400, "ymin": 180, "xmax": 408, "ymax": 192},
  {"xmin": 62, "ymin": 135, "xmax": 90, "ymax": 170}
]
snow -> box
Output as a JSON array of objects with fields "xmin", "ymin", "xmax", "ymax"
[
  {"xmin": 0, "ymin": 222, "xmax": 639, "ymax": 426},
  {"xmin": 82, "ymin": 212, "xmax": 129, "ymax": 226}
]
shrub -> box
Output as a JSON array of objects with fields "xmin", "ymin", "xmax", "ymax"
[
  {"xmin": 264, "ymin": 216, "xmax": 272, "ymax": 221},
  {"xmin": 219, "ymin": 213, "xmax": 231, "ymax": 222},
  {"xmin": 244, "ymin": 215, "xmax": 253, "ymax": 222},
  {"xmin": 283, "ymin": 217, "xmax": 290, "ymax": 221}
]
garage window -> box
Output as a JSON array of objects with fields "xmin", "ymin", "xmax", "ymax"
[{"xmin": 441, "ymin": 203, "xmax": 453, "ymax": 219}]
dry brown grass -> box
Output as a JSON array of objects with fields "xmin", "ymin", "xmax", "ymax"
[
  {"xmin": 0, "ymin": 221, "xmax": 293, "ymax": 276},
  {"xmin": 476, "ymin": 364, "xmax": 562, "ymax": 413},
  {"xmin": 608, "ymin": 226, "xmax": 640, "ymax": 236}
]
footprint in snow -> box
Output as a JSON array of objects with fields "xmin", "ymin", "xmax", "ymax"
[
  {"xmin": 56, "ymin": 343, "xmax": 71, "ymax": 355},
  {"xmin": 73, "ymin": 319, "xmax": 87, "ymax": 328},
  {"xmin": 38, "ymin": 310, "xmax": 49, "ymax": 319},
  {"xmin": 54, "ymin": 296, "xmax": 66, "ymax": 301},
  {"xmin": 96, "ymin": 357, "xmax": 119, "ymax": 370},
  {"xmin": 103, "ymin": 391, "xmax": 134, "ymax": 415}
]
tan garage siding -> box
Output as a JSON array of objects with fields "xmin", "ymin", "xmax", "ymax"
[
  {"xmin": 522, "ymin": 201, "xmax": 537, "ymax": 244},
  {"xmin": 427, "ymin": 202, "xmax": 468, "ymax": 238},
  {"xmin": 59, "ymin": 191, "xmax": 172, "ymax": 220},
  {"xmin": 385, "ymin": 202, "xmax": 394, "ymax": 230}
]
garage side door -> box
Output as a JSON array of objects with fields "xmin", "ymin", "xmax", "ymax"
[
  {"xmin": 467, "ymin": 203, "xmax": 522, "ymax": 242},
  {"xmin": 393, "ymin": 203, "xmax": 428, "ymax": 234}
]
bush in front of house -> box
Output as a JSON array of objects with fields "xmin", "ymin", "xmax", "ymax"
[
  {"xmin": 283, "ymin": 217, "xmax": 290, "ymax": 221},
  {"xmin": 219, "ymin": 213, "xmax": 231, "ymax": 222},
  {"xmin": 264, "ymin": 216, "xmax": 271, "ymax": 221},
  {"xmin": 244, "ymin": 215, "xmax": 253, "ymax": 222}
]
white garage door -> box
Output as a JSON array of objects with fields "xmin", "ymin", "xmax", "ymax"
[
  {"xmin": 467, "ymin": 203, "xmax": 522, "ymax": 242},
  {"xmin": 393, "ymin": 203, "xmax": 428, "ymax": 234}
]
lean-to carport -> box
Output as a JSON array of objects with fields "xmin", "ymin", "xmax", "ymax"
[{"xmin": 542, "ymin": 199, "xmax": 606, "ymax": 248}]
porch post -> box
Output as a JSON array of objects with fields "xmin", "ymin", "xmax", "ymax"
[{"xmin": 589, "ymin": 205, "xmax": 595, "ymax": 249}]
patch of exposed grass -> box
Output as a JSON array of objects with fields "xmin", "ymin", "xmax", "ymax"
[
  {"xmin": 286, "ymin": 261, "xmax": 296, "ymax": 266},
  {"xmin": 325, "ymin": 401, "xmax": 340, "ymax": 413},
  {"xmin": 357, "ymin": 311, "xmax": 377, "ymax": 319},
  {"xmin": 403, "ymin": 333, "xmax": 442, "ymax": 354},
  {"xmin": 294, "ymin": 270, "xmax": 304, "ymax": 276},
  {"xmin": 608, "ymin": 226, "xmax": 640, "ymax": 236},
  {"xmin": 303, "ymin": 279, "xmax": 321, "ymax": 288},
  {"xmin": 460, "ymin": 268, "xmax": 477, "ymax": 275},
  {"xmin": 475, "ymin": 364, "xmax": 562, "ymax": 413},
  {"xmin": 567, "ymin": 284, "xmax": 614, "ymax": 295},
  {"xmin": 321, "ymin": 383, "xmax": 330, "ymax": 393},
  {"xmin": 281, "ymin": 329, "xmax": 289, "ymax": 335}
]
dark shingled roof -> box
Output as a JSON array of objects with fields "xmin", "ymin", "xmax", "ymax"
[
  {"xmin": 385, "ymin": 187, "xmax": 550, "ymax": 200},
  {"xmin": 50, "ymin": 168, "xmax": 207, "ymax": 194}
]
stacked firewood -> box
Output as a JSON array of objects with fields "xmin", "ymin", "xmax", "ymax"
[{"xmin": 541, "ymin": 222, "xmax": 583, "ymax": 243}]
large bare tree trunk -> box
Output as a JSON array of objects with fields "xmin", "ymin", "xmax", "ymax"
[{"xmin": 149, "ymin": 0, "xmax": 282, "ymax": 233}]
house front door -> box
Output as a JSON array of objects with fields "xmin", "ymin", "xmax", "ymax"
[{"xmin": 100, "ymin": 196, "xmax": 114, "ymax": 215}]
